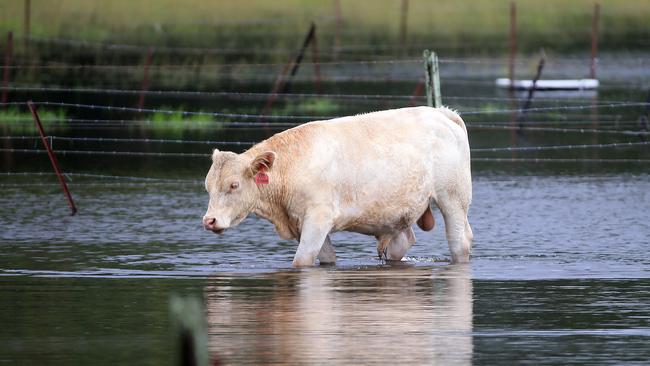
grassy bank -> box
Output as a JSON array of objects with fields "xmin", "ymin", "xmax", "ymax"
[{"xmin": 1, "ymin": 0, "xmax": 648, "ymax": 57}]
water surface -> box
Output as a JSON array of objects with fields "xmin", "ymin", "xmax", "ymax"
[{"xmin": 1, "ymin": 174, "xmax": 649, "ymax": 364}]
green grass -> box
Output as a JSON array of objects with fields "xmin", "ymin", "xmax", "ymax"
[
  {"xmin": 0, "ymin": 108, "xmax": 67, "ymax": 134},
  {"xmin": 0, "ymin": 0, "xmax": 648, "ymax": 56}
]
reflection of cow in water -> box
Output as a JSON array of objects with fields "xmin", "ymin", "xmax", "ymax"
[
  {"xmin": 203, "ymin": 107, "xmax": 473, "ymax": 266},
  {"xmin": 204, "ymin": 266, "xmax": 473, "ymax": 364}
]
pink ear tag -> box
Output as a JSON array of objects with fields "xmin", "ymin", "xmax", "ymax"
[{"xmin": 255, "ymin": 167, "xmax": 269, "ymax": 185}]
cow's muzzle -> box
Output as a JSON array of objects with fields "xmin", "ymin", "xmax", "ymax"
[{"xmin": 203, "ymin": 217, "xmax": 225, "ymax": 234}]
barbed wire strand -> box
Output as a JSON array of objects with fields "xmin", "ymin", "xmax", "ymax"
[
  {"xmin": 4, "ymin": 85, "xmax": 641, "ymax": 105},
  {"xmin": 0, "ymin": 172, "xmax": 201, "ymax": 183},
  {"xmin": 2, "ymin": 100, "xmax": 649, "ymax": 119}
]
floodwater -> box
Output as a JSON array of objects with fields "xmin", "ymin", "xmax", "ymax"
[
  {"xmin": 2, "ymin": 39, "xmax": 650, "ymax": 363},
  {"xmin": 1, "ymin": 174, "xmax": 649, "ymax": 365}
]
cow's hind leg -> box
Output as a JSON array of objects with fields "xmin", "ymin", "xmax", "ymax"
[
  {"xmin": 438, "ymin": 199, "xmax": 472, "ymax": 264},
  {"xmin": 317, "ymin": 235, "xmax": 336, "ymax": 265},
  {"xmin": 377, "ymin": 228, "xmax": 416, "ymax": 261}
]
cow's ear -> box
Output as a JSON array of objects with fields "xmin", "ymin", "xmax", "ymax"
[
  {"xmin": 211, "ymin": 148, "xmax": 220, "ymax": 162},
  {"xmin": 250, "ymin": 151, "xmax": 276, "ymax": 175}
]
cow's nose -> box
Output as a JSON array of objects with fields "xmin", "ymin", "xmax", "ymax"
[{"xmin": 203, "ymin": 217, "xmax": 217, "ymax": 230}]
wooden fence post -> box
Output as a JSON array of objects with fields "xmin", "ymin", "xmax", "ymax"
[
  {"xmin": 423, "ymin": 49, "xmax": 441, "ymax": 108},
  {"xmin": 590, "ymin": 3, "xmax": 600, "ymax": 79},
  {"xmin": 137, "ymin": 47, "xmax": 153, "ymax": 109},
  {"xmin": 508, "ymin": 2, "xmax": 517, "ymax": 89},
  {"xmin": 28, "ymin": 101, "xmax": 77, "ymax": 216},
  {"xmin": 2, "ymin": 32, "xmax": 13, "ymax": 106},
  {"xmin": 170, "ymin": 295, "xmax": 210, "ymax": 366}
]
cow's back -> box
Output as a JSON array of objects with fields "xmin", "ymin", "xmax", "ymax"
[{"xmin": 256, "ymin": 106, "xmax": 469, "ymax": 234}]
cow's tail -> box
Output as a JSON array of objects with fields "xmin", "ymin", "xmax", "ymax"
[{"xmin": 438, "ymin": 107, "xmax": 467, "ymax": 134}]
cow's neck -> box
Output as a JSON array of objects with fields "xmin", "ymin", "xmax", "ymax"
[{"xmin": 252, "ymin": 186, "xmax": 299, "ymax": 240}]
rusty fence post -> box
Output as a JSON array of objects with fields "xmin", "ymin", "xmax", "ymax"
[
  {"xmin": 137, "ymin": 46, "xmax": 154, "ymax": 109},
  {"xmin": 508, "ymin": 2, "xmax": 517, "ymax": 90},
  {"xmin": 590, "ymin": 3, "xmax": 600, "ymax": 79},
  {"xmin": 24, "ymin": 0, "xmax": 31, "ymax": 50},
  {"xmin": 260, "ymin": 23, "xmax": 317, "ymax": 122},
  {"xmin": 2, "ymin": 31, "xmax": 13, "ymax": 106},
  {"xmin": 28, "ymin": 101, "xmax": 77, "ymax": 216}
]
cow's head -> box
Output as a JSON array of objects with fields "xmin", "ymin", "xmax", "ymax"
[{"xmin": 203, "ymin": 149, "xmax": 276, "ymax": 234}]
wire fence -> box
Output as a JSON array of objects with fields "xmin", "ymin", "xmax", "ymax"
[{"xmin": 2, "ymin": 41, "xmax": 650, "ymax": 197}]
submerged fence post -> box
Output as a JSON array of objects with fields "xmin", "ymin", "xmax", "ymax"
[
  {"xmin": 2, "ymin": 31, "xmax": 13, "ymax": 106},
  {"xmin": 28, "ymin": 101, "xmax": 77, "ymax": 216},
  {"xmin": 590, "ymin": 3, "xmax": 600, "ymax": 79},
  {"xmin": 170, "ymin": 295, "xmax": 210, "ymax": 366},
  {"xmin": 137, "ymin": 46, "xmax": 154, "ymax": 109},
  {"xmin": 423, "ymin": 49, "xmax": 441, "ymax": 108},
  {"xmin": 508, "ymin": 2, "xmax": 517, "ymax": 89}
]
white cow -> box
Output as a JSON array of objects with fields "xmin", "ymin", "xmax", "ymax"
[{"xmin": 203, "ymin": 106, "xmax": 473, "ymax": 267}]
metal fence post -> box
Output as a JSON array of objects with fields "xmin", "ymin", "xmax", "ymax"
[{"xmin": 28, "ymin": 101, "xmax": 77, "ymax": 215}]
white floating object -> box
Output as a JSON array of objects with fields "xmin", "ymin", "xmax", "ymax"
[{"xmin": 495, "ymin": 78, "xmax": 599, "ymax": 90}]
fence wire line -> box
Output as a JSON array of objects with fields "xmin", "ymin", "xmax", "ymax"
[
  {"xmin": 471, "ymin": 158, "xmax": 650, "ymax": 163},
  {"xmin": 2, "ymin": 56, "xmax": 602, "ymax": 70},
  {"xmin": 3, "ymin": 135, "xmax": 650, "ymax": 150},
  {"xmin": 4, "ymin": 135, "xmax": 650, "ymax": 151},
  {"xmin": 1, "ymin": 116, "xmax": 643, "ymax": 130},
  {"xmin": 0, "ymin": 136, "xmax": 255, "ymax": 146},
  {"xmin": 2, "ymin": 85, "xmax": 416, "ymax": 101},
  {"xmin": 1, "ymin": 149, "xmax": 648, "ymax": 164},
  {"xmin": 0, "ymin": 148, "xmax": 208, "ymax": 158},
  {"xmin": 2, "ymin": 101, "xmax": 649, "ymax": 120},
  {"xmin": 2, "ymin": 138, "xmax": 649, "ymax": 158},
  {"xmin": 3, "ymin": 85, "xmax": 639, "ymax": 105},
  {"xmin": 1, "ymin": 59, "xmax": 422, "ymax": 70},
  {"xmin": 0, "ymin": 172, "xmax": 201, "ymax": 183},
  {"xmin": 466, "ymin": 124, "xmax": 650, "ymax": 136},
  {"xmin": 0, "ymin": 182, "xmax": 197, "ymax": 187},
  {"xmin": 472, "ymin": 140, "xmax": 650, "ymax": 152}
]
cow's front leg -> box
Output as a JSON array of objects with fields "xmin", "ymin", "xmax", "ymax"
[
  {"xmin": 317, "ymin": 235, "xmax": 336, "ymax": 265},
  {"xmin": 293, "ymin": 210, "xmax": 333, "ymax": 267}
]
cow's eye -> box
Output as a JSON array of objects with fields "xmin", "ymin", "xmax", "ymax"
[{"xmin": 230, "ymin": 182, "xmax": 239, "ymax": 191}]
